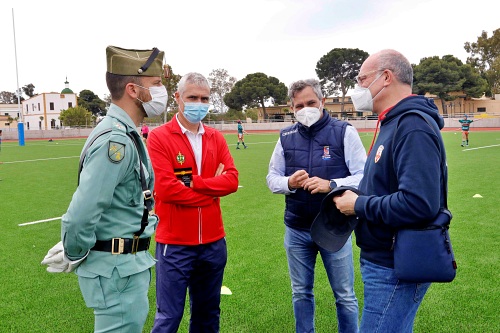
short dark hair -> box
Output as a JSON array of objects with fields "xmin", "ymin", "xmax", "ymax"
[{"xmin": 106, "ymin": 72, "xmax": 142, "ymax": 100}]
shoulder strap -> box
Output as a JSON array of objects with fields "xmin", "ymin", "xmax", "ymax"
[
  {"xmin": 78, "ymin": 129, "xmax": 112, "ymax": 185},
  {"xmin": 78, "ymin": 129, "xmax": 153, "ymax": 238},
  {"xmin": 125, "ymin": 132, "xmax": 153, "ymax": 238},
  {"xmin": 393, "ymin": 111, "xmax": 448, "ymax": 209}
]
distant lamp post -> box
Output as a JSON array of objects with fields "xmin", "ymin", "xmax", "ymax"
[{"xmin": 12, "ymin": 8, "xmax": 25, "ymax": 146}]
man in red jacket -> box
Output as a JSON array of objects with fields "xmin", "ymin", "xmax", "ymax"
[{"xmin": 148, "ymin": 72, "xmax": 239, "ymax": 333}]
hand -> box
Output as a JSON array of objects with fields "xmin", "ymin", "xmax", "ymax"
[
  {"xmin": 332, "ymin": 190, "xmax": 359, "ymax": 216},
  {"xmin": 215, "ymin": 163, "xmax": 226, "ymax": 176},
  {"xmin": 288, "ymin": 170, "xmax": 309, "ymax": 190},
  {"xmin": 41, "ymin": 241, "xmax": 87, "ymax": 273},
  {"xmin": 41, "ymin": 241, "xmax": 70, "ymax": 273},
  {"xmin": 302, "ymin": 176, "xmax": 330, "ymax": 194}
]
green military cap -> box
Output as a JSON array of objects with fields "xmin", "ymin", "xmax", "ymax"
[{"xmin": 106, "ymin": 45, "xmax": 166, "ymax": 77}]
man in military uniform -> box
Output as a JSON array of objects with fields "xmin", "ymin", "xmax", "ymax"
[{"xmin": 41, "ymin": 45, "xmax": 168, "ymax": 332}]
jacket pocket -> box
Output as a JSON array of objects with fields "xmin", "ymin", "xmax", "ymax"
[
  {"xmin": 127, "ymin": 165, "xmax": 143, "ymax": 206},
  {"xmin": 77, "ymin": 268, "xmax": 119, "ymax": 309}
]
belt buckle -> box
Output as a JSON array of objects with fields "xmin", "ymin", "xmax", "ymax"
[
  {"xmin": 131, "ymin": 236, "xmax": 139, "ymax": 255},
  {"xmin": 143, "ymin": 190, "xmax": 152, "ymax": 200},
  {"xmin": 111, "ymin": 238, "xmax": 125, "ymax": 254}
]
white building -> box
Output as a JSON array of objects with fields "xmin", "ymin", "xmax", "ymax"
[
  {"xmin": 21, "ymin": 79, "xmax": 77, "ymax": 130},
  {"xmin": 0, "ymin": 103, "xmax": 22, "ymax": 119},
  {"xmin": 0, "ymin": 104, "xmax": 22, "ymax": 130}
]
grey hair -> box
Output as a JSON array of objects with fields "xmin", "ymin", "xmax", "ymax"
[
  {"xmin": 177, "ymin": 72, "xmax": 210, "ymax": 95},
  {"xmin": 288, "ymin": 79, "xmax": 323, "ymax": 106},
  {"xmin": 377, "ymin": 49, "xmax": 413, "ymax": 86}
]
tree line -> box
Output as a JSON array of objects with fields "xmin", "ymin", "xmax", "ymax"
[{"xmin": 2, "ymin": 28, "xmax": 498, "ymax": 126}]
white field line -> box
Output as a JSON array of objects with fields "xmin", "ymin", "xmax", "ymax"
[
  {"xmin": 19, "ymin": 216, "xmax": 61, "ymax": 227},
  {"xmin": 31, "ymin": 143, "xmax": 84, "ymax": 147},
  {"xmin": 463, "ymin": 144, "xmax": 500, "ymax": 151},
  {"xmin": 227, "ymin": 141, "xmax": 277, "ymax": 146},
  {"xmin": 2, "ymin": 156, "xmax": 79, "ymax": 164},
  {"xmin": 1, "ymin": 142, "xmax": 84, "ymax": 148}
]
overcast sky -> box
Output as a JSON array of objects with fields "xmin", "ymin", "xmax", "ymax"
[{"xmin": 1, "ymin": 0, "xmax": 499, "ymax": 100}]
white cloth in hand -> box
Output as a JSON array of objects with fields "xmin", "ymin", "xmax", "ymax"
[{"xmin": 41, "ymin": 241, "xmax": 87, "ymax": 273}]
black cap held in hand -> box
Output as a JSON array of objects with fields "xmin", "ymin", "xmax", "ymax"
[{"xmin": 310, "ymin": 186, "xmax": 362, "ymax": 252}]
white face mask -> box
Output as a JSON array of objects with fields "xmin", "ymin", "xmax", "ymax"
[
  {"xmin": 294, "ymin": 105, "xmax": 322, "ymax": 127},
  {"xmin": 136, "ymin": 85, "xmax": 168, "ymax": 117},
  {"xmin": 351, "ymin": 73, "xmax": 384, "ymax": 112}
]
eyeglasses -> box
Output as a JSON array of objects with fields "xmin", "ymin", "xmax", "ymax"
[{"xmin": 355, "ymin": 69, "xmax": 383, "ymax": 85}]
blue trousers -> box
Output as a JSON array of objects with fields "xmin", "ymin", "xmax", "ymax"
[
  {"xmin": 284, "ymin": 226, "xmax": 359, "ymax": 333},
  {"xmin": 152, "ymin": 238, "xmax": 227, "ymax": 333},
  {"xmin": 359, "ymin": 258, "xmax": 431, "ymax": 333}
]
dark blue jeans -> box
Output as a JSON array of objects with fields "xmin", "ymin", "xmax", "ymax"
[{"xmin": 152, "ymin": 238, "xmax": 227, "ymax": 333}]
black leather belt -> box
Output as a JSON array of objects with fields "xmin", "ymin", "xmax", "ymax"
[{"xmin": 92, "ymin": 237, "xmax": 151, "ymax": 254}]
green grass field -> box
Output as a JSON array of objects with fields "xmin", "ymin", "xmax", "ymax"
[{"xmin": 0, "ymin": 129, "xmax": 499, "ymax": 332}]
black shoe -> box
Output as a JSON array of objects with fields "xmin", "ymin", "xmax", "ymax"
[
  {"xmin": 236, "ymin": 146, "xmax": 240, "ymax": 149},
  {"xmin": 244, "ymin": 146, "xmax": 247, "ymax": 149},
  {"xmin": 461, "ymin": 144, "xmax": 464, "ymax": 147}
]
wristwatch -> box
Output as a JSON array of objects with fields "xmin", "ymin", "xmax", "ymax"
[{"xmin": 329, "ymin": 179, "xmax": 337, "ymax": 191}]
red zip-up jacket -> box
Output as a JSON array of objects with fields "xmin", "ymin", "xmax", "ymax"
[{"xmin": 147, "ymin": 116, "xmax": 239, "ymax": 245}]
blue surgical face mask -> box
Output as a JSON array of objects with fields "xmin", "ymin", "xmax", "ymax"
[{"xmin": 182, "ymin": 100, "xmax": 210, "ymax": 123}]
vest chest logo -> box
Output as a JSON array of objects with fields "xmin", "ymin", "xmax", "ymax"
[
  {"xmin": 176, "ymin": 151, "xmax": 185, "ymax": 165},
  {"xmin": 374, "ymin": 145, "xmax": 384, "ymax": 163},
  {"xmin": 322, "ymin": 146, "xmax": 331, "ymax": 160}
]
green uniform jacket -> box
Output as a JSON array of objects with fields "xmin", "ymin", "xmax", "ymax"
[{"xmin": 62, "ymin": 104, "xmax": 158, "ymax": 279}]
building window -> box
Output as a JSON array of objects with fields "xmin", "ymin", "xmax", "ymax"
[
  {"xmin": 38, "ymin": 103, "xmax": 41, "ymax": 110},
  {"xmin": 26, "ymin": 105, "xmax": 28, "ymax": 112},
  {"xmin": 477, "ymin": 107, "xmax": 486, "ymax": 112},
  {"xmin": 50, "ymin": 102, "xmax": 54, "ymax": 110},
  {"xmin": 32, "ymin": 103, "xmax": 35, "ymax": 111},
  {"xmin": 68, "ymin": 102, "xmax": 73, "ymax": 108}
]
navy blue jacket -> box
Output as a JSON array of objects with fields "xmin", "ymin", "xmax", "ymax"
[
  {"xmin": 281, "ymin": 110, "xmax": 350, "ymax": 230},
  {"xmin": 354, "ymin": 95, "xmax": 446, "ymax": 268}
]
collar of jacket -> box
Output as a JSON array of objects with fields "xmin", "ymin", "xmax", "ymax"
[
  {"xmin": 169, "ymin": 113, "xmax": 214, "ymax": 139},
  {"xmin": 107, "ymin": 104, "xmax": 138, "ymax": 134}
]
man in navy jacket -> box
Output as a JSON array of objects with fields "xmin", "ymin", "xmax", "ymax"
[
  {"xmin": 334, "ymin": 49, "xmax": 447, "ymax": 333},
  {"xmin": 267, "ymin": 79, "xmax": 366, "ymax": 333}
]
